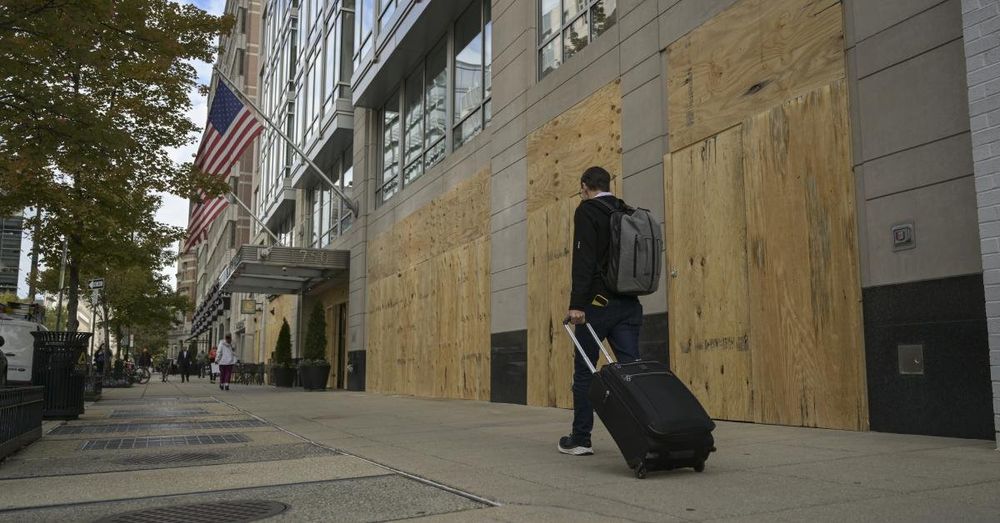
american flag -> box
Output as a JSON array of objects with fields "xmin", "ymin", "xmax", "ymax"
[{"xmin": 185, "ymin": 80, "xmax": 263, "ymax": 251}]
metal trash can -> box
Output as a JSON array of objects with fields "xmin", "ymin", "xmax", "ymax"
[{"xmin": 30, "ymin": 331, "xmax": 93, "ymax": 419}]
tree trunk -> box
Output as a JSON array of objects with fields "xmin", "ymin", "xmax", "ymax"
[{"xmin": 66, "ymin": 234, "xmax": 81, "ymax": 332}]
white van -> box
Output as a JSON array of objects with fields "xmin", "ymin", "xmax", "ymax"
[{"xmin": 0, "ymin": 316, "xmax": 47, "ymax": 384}]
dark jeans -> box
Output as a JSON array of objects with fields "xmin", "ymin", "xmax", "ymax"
[
  {"xmin": 219, "ymin": 364, "xmax": 234, "ymax": 385},
  {"xmin": 572, "ymin": 297, "xmax": 642, "ymax": 441},
  {"xmin": 179, "ymin": 364, "xmax": 190, "ymax": 382}
]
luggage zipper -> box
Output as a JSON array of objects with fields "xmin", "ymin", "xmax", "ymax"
[{"xmin": 624, "ymin": 371, "xmax": 671, "ymax": 382}]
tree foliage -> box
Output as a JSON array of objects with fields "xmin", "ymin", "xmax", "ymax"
[
  {"xmin": 302, "ymin": 302, "xmax": 327, "ymax": 363},
  {"xmin": 0, "ymin": 0, "xmax": 232, "ymax": 330},
  {"xmin": 274, "ymin": 319, "xmax": 292, "ymax": 367}
]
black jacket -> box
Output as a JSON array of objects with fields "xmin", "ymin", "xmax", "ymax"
[
  {"xmin": 569, "ymin": 195, "xmax": 636, "ymax": 310},
  {"xmin": 177, "ymin": 350, "xmax": 192, "ymax": 367}
]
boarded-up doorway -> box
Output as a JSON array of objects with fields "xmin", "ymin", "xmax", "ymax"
[{"xmin": 663, "ymin": 0, "xmax": 867, "ymax": 430}]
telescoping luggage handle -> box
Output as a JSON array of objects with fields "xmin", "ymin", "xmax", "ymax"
[{"xmin": 562, "ymin": 318, "xmax": 617, "ymax": 374}]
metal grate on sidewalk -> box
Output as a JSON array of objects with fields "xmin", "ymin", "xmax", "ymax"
[
  {"xmin": 118, "ymin": 452, "xmax": 228, "ymax": 465},
  {"xmin": 96, "ymin": 500, "xmax": 288, "ymax": 523},
  {"xmin": 80, "ymin": 433, "xmax": 249, "ymax": 450},
  {"xmin": 109, "ymin": 409, "xmax": 209, "ymax": 418},
  {"xmin": 52, "ymin": 419, "xmax": 266, "ymax": 435}
]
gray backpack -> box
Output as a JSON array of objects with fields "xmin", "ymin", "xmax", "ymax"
[{"xmin": 592, "ymin": 198, "xmax": 663, "ymax": 296}]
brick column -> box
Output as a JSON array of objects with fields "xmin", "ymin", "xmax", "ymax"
[{"xmin": 963, "ymin": 0, "xmax": 1000, "ymax": 448}]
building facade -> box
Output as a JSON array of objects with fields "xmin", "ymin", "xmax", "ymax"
[
  {"xmin": 0, "ymin": 214, "xmax": 23, "ymax": 294},
  {"xmin": 188, "ymin": 0, "xmax": 1000, "ymax": 446},
  {"xmin": 187, "ymin": 0, "xmax": 264, "ymax": 362}
]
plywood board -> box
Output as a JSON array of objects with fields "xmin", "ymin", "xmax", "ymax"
[
  {"xmin": 526, "ymin": 81, "xmax": 623, "ymax": 408},
  {"xmin": 365, "ymin": 170, "xmax": 491, "ymax": 401},
  {"xmin": 664, "ymin": 127, "xmax": 755, "ymax": 422},
  {"xmin": 666, "ymin": 0, "xmax": 845, "ymax": 152},
  {"xmin": 527, "ymin": 80, "xmax": 623, "ymax": 213},
  {"xmin": 742, "ymin": 80, "xmax": 867, "ymax": 430}
]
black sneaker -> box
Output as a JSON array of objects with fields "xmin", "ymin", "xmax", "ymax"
[{"xmin": 558, "ymin": 435, "xmax": 593, "ymax": 456}]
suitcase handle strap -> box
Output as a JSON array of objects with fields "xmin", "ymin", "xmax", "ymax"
[{"xmin": 562, "ymin": 319, "xmax": 617, "ymax": 374}]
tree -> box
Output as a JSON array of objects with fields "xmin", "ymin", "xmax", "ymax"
[
  {"xmin": 274, "ymin": 319, "xmax": 292, "ymax": 367},
  {"xmin": 302, "ymin": 303, "xmax": 327, "ymax": 364},
  {"xmin": 0, "ymin": 0, "xmax": 231, "ymax": 331}
]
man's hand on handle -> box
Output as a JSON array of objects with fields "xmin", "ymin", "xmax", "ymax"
[{"xmin": 567, "ymin": 309, "xmax": 586, "ymax": 325}]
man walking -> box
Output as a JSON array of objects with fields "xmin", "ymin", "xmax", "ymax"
[
  {"xmin": 177, "ymin": 346, "xmax": 192, "ymax": 383},
  {"xmin": 559, "ymin": 166, "xmax": 643, "ymax": 456}
]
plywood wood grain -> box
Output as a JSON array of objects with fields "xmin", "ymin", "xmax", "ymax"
[
  {"xmin": 666, "ymin": 0, "xmax": 844, "ymax": 152},
  {"xmin": 742, "ymin": 81, "xmax": 867, "ymax": 430},
  {"xmin": 526, "ymin": 81, "xmax": 623, "ymax": 408},
  {"xmin": 664, "ymin": 127, "xmax": 755, "ymax": 422},
  {"xmin": 365, "ymin": 169, "xmax": 491, "ymax": 401}
]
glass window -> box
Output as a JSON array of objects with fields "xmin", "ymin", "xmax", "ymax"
[
  {"xmin": 591, "ymin": 0, "xmax": 616, "ymax": 39},
  {"xmin": 340, "ymin": 10, "xmax": 355, "ymax": 96},
  {"xmin": 484, "ymin": 0, "xmax": 492, "ymax": 105},
  {"xmin": 424, "ymin": 38, "xmax": 446, "ymax": 168},
  {"xmin": 356, "ymin": 0, "xmax": 373, "ymax": 65},
  {"xmin": 380, "ymin": 91, "xmax": 400, "ymax": 202},
  {"xmin": 453, "ymin": 1, "xmax": 483, "ymax": 126},
  {"xmin": 342, "ymin": 151, "xmax": 353, "ymax": 191},
  {"xmin": 403, "ymin": 68, "xmax": 423, "ymax": 183},
  {"xmin": 324, "ymin": 27, "xmax": 336, "ymax": 107},
  {"xmin": 539, "ymin": 0, "xmax": 560, "ymax": 43},
  {"xmin": 563, "ymin": 14, "xmax": 588, "ymax": 61},
  {"xmin": 537, "ymin": 0, "xmax": 616, "ymax": 78},
  {"xmin": 310, "ymin": 58, "xmax": 320, "ymax": 121},
  {"xmin": 379, "ymin": 0, "xmax": 396, "ymax": 31}
]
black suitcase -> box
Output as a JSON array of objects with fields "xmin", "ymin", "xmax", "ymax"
[{"xmin": 564, "ymin": 321, "xmax": 716, "ymax": 478}]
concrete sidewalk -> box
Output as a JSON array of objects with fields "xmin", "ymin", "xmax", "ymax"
[{"xmin": 1, "ymin": 378, "xmax": 998, "ymax": 521}]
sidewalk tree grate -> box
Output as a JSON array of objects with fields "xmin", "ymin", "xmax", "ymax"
[
  {"xmin": 118, "ymin": 452, "xmax": 228, "ymax": 465},
  {"xmin": 80, "ymin": 433, "xmax": 250, "ymax": 450},
  {"xmin": 110, "ymin": 408, "xmax": 209, "ymax": 418},
  {"xmin": 96, "ymin": 500, "xmax": 289, "ymax": 523},
  {"xmin": 51, "ymin": 419, "xmax": 266, "ymax": 435}
]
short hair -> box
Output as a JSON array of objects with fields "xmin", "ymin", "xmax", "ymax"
[
  {"xmin": 225, "ymin": 333, "xmax": 232, "ymax": 338},
  {"xmin": 581, "ymin": 166, "xmax": 611, "ymax": 192}
]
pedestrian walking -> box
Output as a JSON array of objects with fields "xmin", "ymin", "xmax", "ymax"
[
  {"xmin": 94, "ymin": 343, "xmax": 107, "ymax": 374},
  {"xmin": 209, "ymin": 345, "xmax": 218, "ymax": 383},
  {"xmin": 138, "ymin": 349, "xmax": 152, "ymax": 374},
  {"xmin": 216, "ymin": 334, "xmax": 236, "ymax": 391},
  {"xmin": 559, "ymin": 166, "xmax": 643, "ymax": 457},
  {"xmin": 177, "ymin": 346, "xmax": 193, "ymax": 383}
]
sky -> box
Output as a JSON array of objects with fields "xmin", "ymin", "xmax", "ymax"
[{"xmin": 16, "ymin": 0, "xmax": 226, "ymax": 298}]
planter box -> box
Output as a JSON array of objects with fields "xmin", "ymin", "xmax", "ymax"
[
  {"xmin": 299, "ymin": 364, "xmax": 331, "ymax": 391},
  {"xmin": 272, "ymin": 366, "xmax": 296, "ymax": 387}
]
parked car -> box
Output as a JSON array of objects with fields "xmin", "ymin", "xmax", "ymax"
[{"xmin": 0, "ymin": 316, "xmax": 47, "ymax": 385}]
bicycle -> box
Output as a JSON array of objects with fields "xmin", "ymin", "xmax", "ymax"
[{"xmin": 123, "ymin": 360, "xmax": 151, "ymax": 385}]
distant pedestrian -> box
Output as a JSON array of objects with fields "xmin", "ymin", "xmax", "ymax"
[
  {"xmin": 177, "ymin": 346, "xmax": 193, "ymax": 383},
  {"xmin": 138, "ymin": 349, "xmax": 152, "ymax": 373},
  {"xmin": 209, "ymin": 345, "xmax": 218, "ymax": 383},
  {"xmin": 216, "ymin": 334, "xmax": 236, "ymax": 391},
  {"xmin": 94, "ymin": 344, "xmax": 107, "ymax": 374}
]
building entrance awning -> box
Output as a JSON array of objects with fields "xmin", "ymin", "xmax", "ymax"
[{"xmin": 218, "ymin": 245, "xmax": 350, "ymax": 295}]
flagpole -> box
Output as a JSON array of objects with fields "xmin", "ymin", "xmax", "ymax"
[
  {"xmin": 226, "ymin": 191, "xmax": 281, "ymax": 245},
  {"xmin": 212, "ymin": 66, "xmax": 359, "ymax": 217}
]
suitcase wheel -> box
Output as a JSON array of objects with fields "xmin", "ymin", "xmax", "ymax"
[
  {"xmin": 634, "ymin": 462, "xmax": 647, "ymax": 479},
  {"xmin": 694, "ymin": 461, "xmax": 705, "ymax": 473}
]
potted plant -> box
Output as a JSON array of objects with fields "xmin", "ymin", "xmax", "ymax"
[
  {"xmin": 271, "ymin": 319, "xmax": 295, "ymax": 387},
  {"xmin": 298, "ymin": 303, "xmax": 330, "ymax": 391}
]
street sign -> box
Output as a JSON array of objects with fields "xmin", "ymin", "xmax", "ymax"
[
  {"xmin": 88, "ymin": 278, "xmax": 105, "ymax": 290},
  {"xmin": 241, "ymin": 299, "xmax": 257, "ymax": 314}
]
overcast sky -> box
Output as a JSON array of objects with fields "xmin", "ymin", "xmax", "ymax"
[{"xmin": 16, "ymin": 0, "xmax": 226, "ymax": 297}]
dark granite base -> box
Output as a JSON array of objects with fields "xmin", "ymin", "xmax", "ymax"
[
  {"xmin": 863, "ymin": 274, "xmax": 994, "ymax": 440},
  {"xmin": 490, "ymin": 330, "xmax": 527, "ymax": 405},
  {"xmin": 347, "ymin": 351, "xmax": 366, "ymax": 391}
]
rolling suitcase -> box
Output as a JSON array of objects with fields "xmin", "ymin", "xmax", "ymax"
[{"xmin": 564, "ymin": 320, "xmax": 716, "ymax": 478}]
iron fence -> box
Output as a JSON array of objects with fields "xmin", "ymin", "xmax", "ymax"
[{"xmin": 0, "ymin": 386, "xmax": 44, "ymax": 460}]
